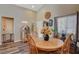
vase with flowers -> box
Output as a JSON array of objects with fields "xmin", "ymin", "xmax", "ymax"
[{"xmin": 41, "ymin": 26, "xmax": 52, "ymax": 41}]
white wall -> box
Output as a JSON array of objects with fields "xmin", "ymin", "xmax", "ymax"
[
  {"xmin": 0, "ymin": 4, "xmax": 37, "ymax": 45},
  {"xmin": 37, "ymin": 4, "xmax": 79, "ymax": 20}
]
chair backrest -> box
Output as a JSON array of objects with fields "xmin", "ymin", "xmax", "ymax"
[
  {"xmin": 54, "ymin": 33, "xmax": 60, "ymax": 38},
  {"xmin": 61, "ymin": 34, "xmax": 73, "ymax": 54},
  {"xmin": 27, "ymin": 35, "xmax": 38, "ymax": 54}
]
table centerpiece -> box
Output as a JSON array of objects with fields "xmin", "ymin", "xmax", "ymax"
[{"xmin": 41, "ymin": 26, "xmax": 52, "ymax": 41}]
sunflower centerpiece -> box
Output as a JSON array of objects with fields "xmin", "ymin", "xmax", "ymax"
[{"xmin": 41, "ymin": 26, "xmax": 52, "ymax": 41}]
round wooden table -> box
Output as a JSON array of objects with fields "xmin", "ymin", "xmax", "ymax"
[{"xmin": 32, "ymin": 35, "xmax": 64, "ymax": 52}]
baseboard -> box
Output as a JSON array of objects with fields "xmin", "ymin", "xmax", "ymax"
[{"xmin": 14, "ymin": 40, "xmax": 22, "ymax": 43}]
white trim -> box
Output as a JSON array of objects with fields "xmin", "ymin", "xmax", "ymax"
[
  {"xmin": 14, "ymin": 39, "xmax": 21, "ymax": 43},
  {"xmin": 77, "ymin": 42, "xmax": 79, "ymax": 47}
]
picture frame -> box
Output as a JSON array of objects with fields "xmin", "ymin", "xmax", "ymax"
[{"xmin": 49, "ymin": 19, "xmax": 53, "ymax": 26}]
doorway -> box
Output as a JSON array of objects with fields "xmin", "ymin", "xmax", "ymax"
[{"xmin": 1, "ymin": 16, "xmax": 14, "ymax": 44}]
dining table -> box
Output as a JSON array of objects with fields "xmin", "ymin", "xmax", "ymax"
[{"xmin": 31, "ymin": 34, "xmax": 64, "ymax": 52}]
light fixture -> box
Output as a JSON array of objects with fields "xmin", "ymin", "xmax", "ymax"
[
  {"xmin": 32, "ymin": 5, "xmax": 35, "ymax": 8},
  {"xmin": 21, "ymin": 21, "xmax": 28, "ymax": 24}
]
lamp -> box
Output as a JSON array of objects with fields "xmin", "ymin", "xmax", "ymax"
[{"xmin": 21, "ymin": 21, "xmax": 28, "ymax": 24}]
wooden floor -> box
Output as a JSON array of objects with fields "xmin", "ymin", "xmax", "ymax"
[
  {"xmin": 0, "ymin": 41, "xmax": 76, "ymax": 54},
  {"xmin": 0, "ymin": 41, "xmax": 30, "ymax": 54}
]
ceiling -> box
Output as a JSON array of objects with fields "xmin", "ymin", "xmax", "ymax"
[{"xmin": 15, "ymin": 4, "xmax": 44, "ymax": 11}]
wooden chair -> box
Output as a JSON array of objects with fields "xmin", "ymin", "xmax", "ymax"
[
  {"xmin": 60, "ymin": 34, "xmax": 73, "ymax": 54},
  {"xmin": 27, "ymin": 35, "xmax": 38, "ymax": 54},
  {"xmin": 54, "ymin": 33, "xmax": 61, "ymax": 39}
]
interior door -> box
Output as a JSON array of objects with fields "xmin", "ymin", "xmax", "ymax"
[
  {"xmin": 1, "ymin": 16, "xmax": 14, "ymax": 43},
  {"xmin": 2, "ymin": 17, "xmax": 7, "ymax": 32},
  {"xmin": 2, "ymin": 17, "xmax": 14, "ymax": 33}
]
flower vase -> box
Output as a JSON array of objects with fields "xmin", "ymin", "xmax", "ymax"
[{"xmin": 44, "ymin": 34, "xmax": 49, "ymax": 41}]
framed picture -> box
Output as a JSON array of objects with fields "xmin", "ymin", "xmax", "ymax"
[{"xmin": 49, "ymin": 19, "xmax": 53, "ymax": 26}]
